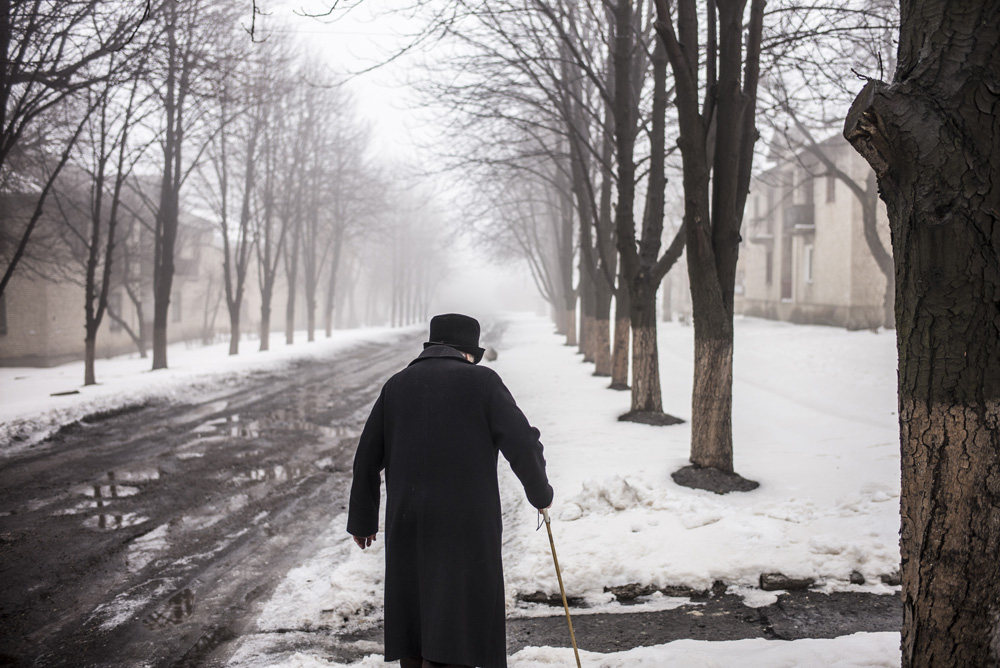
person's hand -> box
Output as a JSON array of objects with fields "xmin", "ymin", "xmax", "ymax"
[{"xmin": 353, "ymin": 534, "xmax": 377, "ymax": 550}]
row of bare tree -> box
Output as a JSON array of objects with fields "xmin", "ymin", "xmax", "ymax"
[
  {"xmin": 2, "ymin": 0, "xmax": 446, "ymax": 386},
  {"xmin": 406, "ymin": 0, "xmax": 896, "ymax": 483},
  {"xmin": 391, "ymin": 1, "xmax": 1000, "ymax": 663}
]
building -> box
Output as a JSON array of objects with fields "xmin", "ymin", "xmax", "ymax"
[{"xmin": 735, "ymin": 135, "xmax": 892, "ymax": 330}]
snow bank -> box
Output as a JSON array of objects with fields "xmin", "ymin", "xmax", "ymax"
[{"xmin": 0, "ymin": 327, "xmax": 415, "ymax": 455}]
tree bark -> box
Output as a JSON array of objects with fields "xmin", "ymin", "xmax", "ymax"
[
  {"xmin": 580, "ymin": 268, "xmax": 595, "ymax": 361},
  {"xmin": 84, "ymin": 337, "xmax": 97, "ymax": 387},
  {"xmin": 228, "ymin": 306, "xmax": 240, "ymax": 356},
  {"xmin": 628, "ymin": 283, "xmax": 662, "ymax": 413},
  {"xmin": 259, "ymin": 294, "xmax": 271, "ymax": 351},
  {"xmin": 690, "ymin": 330, "xmax": 734, "ymax": 471},
  {"xmin": 610, "ymin": 278, "xmax": 630, "ymax": 390},
  {"xmin": 844, "ymin": 3, "xmax": 1000, "ymax": 665},
  {"xmin": 593, "ymin": 274, "xmax": 613, "ymax": 376}
]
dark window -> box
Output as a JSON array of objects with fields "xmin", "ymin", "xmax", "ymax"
[{"xmin": 0, "ymin": 294, "xmax": 7, "ymax": 336}]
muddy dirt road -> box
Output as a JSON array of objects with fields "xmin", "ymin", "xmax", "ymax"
[{"xmin": 0, "ymin": 333, "xmax": 423, "ymax": 668}]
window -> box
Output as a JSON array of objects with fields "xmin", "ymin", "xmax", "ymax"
[
  {"xmin": 804, "ymin": 244, "xmax": 815, "ymax": 284},
  {"xmin": 172, "ymin": 291, "xmax": 182, "ymax": 323},
  {"xmin": 0, "ymin": 294, "xmax": 7, "ymax": 336},
  {"xmin": 826, "ymin": 173, "xmax": 837, "ymax": 203},
  {"xmin": 108, "ymin": 292, "xmax": 123, "ymax": 333}
]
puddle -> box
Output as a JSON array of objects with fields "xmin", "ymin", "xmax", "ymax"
[
  {"xmin": 126, "ymin": 522, "xmax": 172, "ymax": 573},
  {"xmin": 192, "ymin": 414, "xmax": 259, "ymax": 438},
  {"xmin": 234, "ymin": 464, "xmax": 307, "ymax": 485},
  {"xmin": 83, "ymin": 512, "xmax": 149, "ymax": 530},
  {"xmin": 108, "ymin": 467, "xmax": 160, "ymax": 483},
  {"xmin": 142, "ymin": 588, "xmax": 195, "ymax": 629},
  {"xmin": 81, "ymin": 484, "xmax": 140, "ymax": 498},
  {"xmin": 190, "ymin": 411, "xmax": 359, "ymax": 442},
  {"xmin": 60, "ymin": 469, "xmax": 158, "ymax": 529}
]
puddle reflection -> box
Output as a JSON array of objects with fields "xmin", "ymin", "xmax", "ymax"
[
  {"xmin": 191, "ymin": 411, "xmax": 358, "ymax": 442},
  {"xmin": 83, "ymin": 512, "xmax": 149, "ymax": 530},
  {"xmin": 64, "ymin": 469, "xmax": 158, "ymax": 530},
  {"xmin": 142, "ymin": 588, "xmax": 195, "ymax": 629}
]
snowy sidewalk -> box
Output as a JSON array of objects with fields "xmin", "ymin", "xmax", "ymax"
[{"xmin": 227, "ymin": 314, "xmax": 902, "ymax": 667}]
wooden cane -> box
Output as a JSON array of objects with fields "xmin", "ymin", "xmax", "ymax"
[{"xmin": 542, "ymin": 508, "xmax": 582, "ymax": 668}]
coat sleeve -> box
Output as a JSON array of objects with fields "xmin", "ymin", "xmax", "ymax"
[
  {"xmin": 347, "ymin": 387, "xmax": 386, "ymax": 537},
  {"xmin": 487, "ymin": 373, "xmax": 554, "ymax": 509}
]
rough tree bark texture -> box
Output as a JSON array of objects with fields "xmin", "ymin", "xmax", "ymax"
[
  {"xmin": 610, "ymin": 281, "xmax": 630, "ymax": 390},
  {"xmin": 690, "ymin": 332, "xmax": 734, "ymax": 471},
  {"xmin": 593, "ymin": 277, "xmax": 613, "ymax": 376},
  {"xmin": 844, "ymin": 3, "xmax": 1000, "ymax": 666},
  {"xmin": 629, "ymin": 284, "xmax": 662, "ymax": 413}
]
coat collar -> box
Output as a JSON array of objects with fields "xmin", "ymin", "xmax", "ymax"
[{"xmin": 408, "ymin": 344, "xmax": 473, "ymax": 367}]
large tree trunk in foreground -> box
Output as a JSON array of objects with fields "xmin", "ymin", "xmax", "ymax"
[{"xmin": 844, "ymin": 3, "xmax": 1000, "ymax": 666}]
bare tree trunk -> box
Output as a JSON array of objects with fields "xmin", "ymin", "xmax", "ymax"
[
  {"xmin": 228, "ymin": 306, "xmax": 240, "ymax": 355},
  {"xmin": 284, "ymin": 225, "xmax": 300, "ymax": 345},
  {"xmin": 259, "ymin": 294, "xmax": 271, "ymax": 351},
  {"xmin": 580, "ymin": 268, "xmax": 595, "ymax": 361},
  {"xmin": 593, "ymin": 275, "xmax": 613, "ymax": 376},
  {"xmin": 844, "ymin": 3, "xmax": 1000, "ymax": 664},
  {"xmin": 84, "ymin": 337, "xmax": 97, "ymax": 386},
  {"xmin": 690, "ymin": 329, "xmax": 734, "ymax": 470},
  {"xmin": 628, "ymin": 284, "xmax": 662, "ymax": 413},
  {"xmin": 610, "ymin": 280, "xmax": 630, "ymax": 390},
  {"xmin": 654, "ymin": 0, "xmax": 764, "ymax": 479},
  {"xmin": 860, "ymin": 172, "xmax": 895, "ymax": 330}
]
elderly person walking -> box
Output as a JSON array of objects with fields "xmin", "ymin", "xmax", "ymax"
[{"xmin": 347, "ymin": 313, "xmax": 554, "ymax": 668}]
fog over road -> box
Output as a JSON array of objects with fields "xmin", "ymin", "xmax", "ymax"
[{"xmin": 0, "ymin": 333, "xmax": 423, "ymax": 668}]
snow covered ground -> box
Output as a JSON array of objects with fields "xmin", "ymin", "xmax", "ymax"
[
  {"xmin": 1, "ymin": 314, "xmax": 903, "ymax": 666},
  {"xmin": 0, "ymin": 327, "xmax": 411, "ymax": 455},
  {"xmin": 231, "ymin": 314, "xmax": 902, "ymax": 667}
]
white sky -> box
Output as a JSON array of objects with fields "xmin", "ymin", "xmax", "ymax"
[{"xmin": 259, "ymin": 1, "xmax": 542, "ymax": 315}]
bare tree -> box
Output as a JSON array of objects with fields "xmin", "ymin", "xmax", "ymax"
[
  {"xmin": 0, "ymin": 0, "xmax": 148, "ymax": 299},
  {"xmin": 652, "ymin": 0, "xmax": 765, "ymax": 488},
  {"xmin": 844, "ymin": 1, "xmax": 1000, "ymax": 665},
  {"xmin": 49, "ymin": 54, "xmax": 151, "ymax": 384},
  {"xmin": 200, "ymin": 44, "xmax": 267, "ymax": 356},
  {"xmin": 147, "ymin": 0, "xmax": 240, "ymax": 369}
]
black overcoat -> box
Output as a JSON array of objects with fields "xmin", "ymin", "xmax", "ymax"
[{"xmin": 347, "ymin": 345, "xmax": 553, "ymax": 668}]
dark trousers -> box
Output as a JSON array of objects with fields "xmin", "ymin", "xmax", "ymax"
[{"xmin": 399, "ymin": 658, "xmax": 472, "ymax": 668}]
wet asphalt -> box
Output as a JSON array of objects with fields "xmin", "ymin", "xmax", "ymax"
[{"xmin": 0, "ymin": 329, "xmax": 900, "ymax": 667}]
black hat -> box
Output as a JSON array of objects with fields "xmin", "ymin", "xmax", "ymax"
[{"xmin": 424, "ymin": 313, "xmax": 486, "ymax": 364}]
